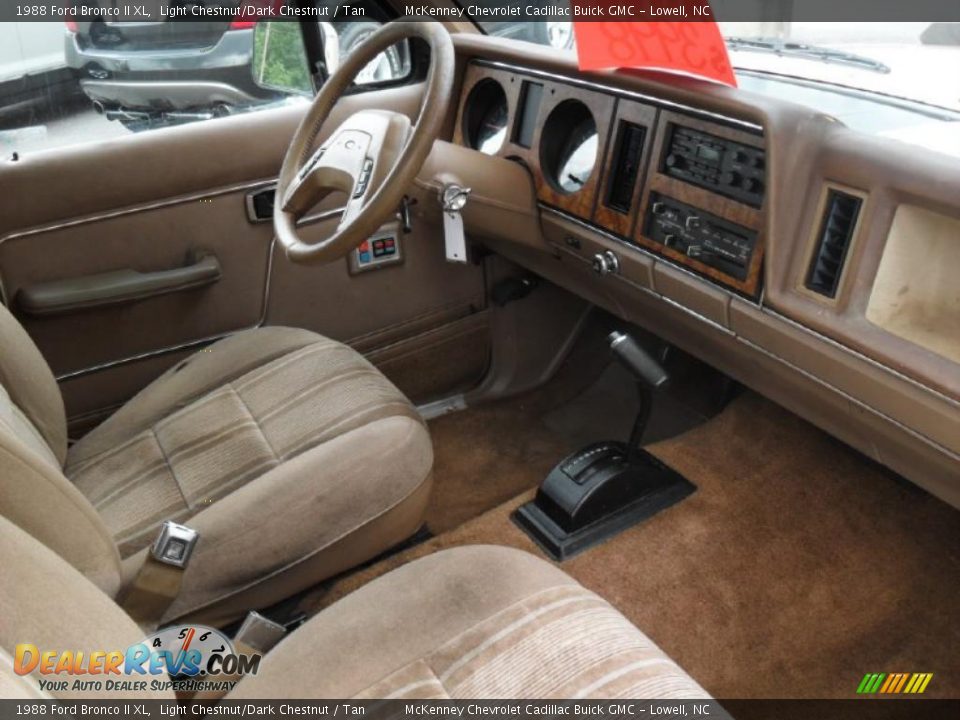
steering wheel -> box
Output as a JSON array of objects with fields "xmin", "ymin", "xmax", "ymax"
[{"xmin": 274, "ymin": 21, "xmax": 454, "ymax": 264}]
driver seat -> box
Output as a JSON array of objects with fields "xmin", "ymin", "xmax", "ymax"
[{"xmin": 0, "ymin": 302, "xmax": 433, "ymax": 626}]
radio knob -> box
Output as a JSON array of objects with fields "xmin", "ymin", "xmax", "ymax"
[
  {"xmin": 592, "ymin": 253, "xmax": 609, "ymax": 276},
  {"xmin": 685, "ymin": 216, "xmax": 702, "ymax": 230},
  {"xmin": 665, "ymin": 153, "xmax": 684, "ymax": 169},
  {"xmin": 721, "ymin": 171, "xmax": 742, "ymax": 186},
  {"xmin": 604, "ymin": 250, "xmax": 620, "ymax": 274},
  {"xmin": 592, "ymin": 250, "xmax": 619, "ymax": 277},
  {"xmin": 663, "ymin": 234, "xmax": 677, "ymax": 247},
  {"xmin": 742, "ymin": 177, "xmax": 762, "ymax": 193}
]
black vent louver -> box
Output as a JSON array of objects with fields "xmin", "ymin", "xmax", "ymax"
[{"xmin": 805, "ymin": 189, "xmax": 862, "ymax": 298}]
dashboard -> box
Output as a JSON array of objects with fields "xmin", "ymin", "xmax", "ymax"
[
  {"xmin": 442, "ymin": 39, "xmax": 960, "ymax": 511},
  {"xmin": 454, "ymin": 61, "xmax": 767, "ymax": 298}
]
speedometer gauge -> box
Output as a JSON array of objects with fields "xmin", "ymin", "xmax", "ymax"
[
  {"xmin": 463, "ymin": 79, "xmax": 509, "ymax": 155},
  {"xmin": 555, "ymin": 120, "xmax": 598, "ymax": 192},
  {"xmin": 540, "ymin": 100, "xmax": 598, "ymax": 194}
]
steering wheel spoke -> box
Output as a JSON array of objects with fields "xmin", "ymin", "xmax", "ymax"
[
  {"xmin": 282, "ymin": 129, "xmax": 368, "ymax": 217},
  {"xmin": 273, "ymin": 21, "xmax": 453, "ymax": 265}
]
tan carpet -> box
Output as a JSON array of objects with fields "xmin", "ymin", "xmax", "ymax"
[
  {"xmin": 299, "ymin": 393, "xmax": 960, "ymax": 699},
  {"xmin": 419, "ymin": 319, "xmax": 618, "ymax": 534},
  {"xmin": 422, "ymin": 397, "xmax": 572, "ymax": 534}
]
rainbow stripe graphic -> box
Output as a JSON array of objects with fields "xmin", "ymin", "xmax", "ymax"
[{"xmin": 857, "ymin": 672, "xmax": 934, "ymax": 694}]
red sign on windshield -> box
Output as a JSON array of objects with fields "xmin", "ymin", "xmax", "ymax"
[{"xmin": 572, "ymin": 11, "xmax": 737, "ymax": 87}]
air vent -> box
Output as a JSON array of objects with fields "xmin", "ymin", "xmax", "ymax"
[
  {"xmin": 805, "ymin": 189, "xmax": 862, "ymax": 298},
  {"xmin": 605, "ymin": 121, "xmax": 646, "ymax": 214}
]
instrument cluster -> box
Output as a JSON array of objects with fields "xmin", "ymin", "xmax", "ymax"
[{"xmin": 455, "ymin": 61, "xmax": 766, "ymax": 298}]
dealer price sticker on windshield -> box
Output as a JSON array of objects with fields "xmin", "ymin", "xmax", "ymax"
[{"xmin": 572, "ymin": 2, "xmax": 737, "ymax": 87}]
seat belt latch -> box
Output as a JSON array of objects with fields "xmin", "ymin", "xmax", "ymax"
[
  {"xmin": 234, "ymin": 611, "xmax": 287, "ymax": 654},
  {"xmin": 124, "ymin": 521, "xmax": 199, "ymax": 629},
  {"xmin": 151, "ymin": 521, "xmax": 199, "ymax": 568}
]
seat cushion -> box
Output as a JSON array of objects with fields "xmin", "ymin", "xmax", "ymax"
[
  {"xmin": 67, "ymin": 328, "xmax": 424, "ymax": 556},
  {"xmin": 230, "ymin": 546, "xmax": 709, "ymax": 699}
]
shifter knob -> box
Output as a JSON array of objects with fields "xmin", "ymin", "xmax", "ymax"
[{"xmin": 608, "ymin": 332, "xmax": 669, "ymax": 390}]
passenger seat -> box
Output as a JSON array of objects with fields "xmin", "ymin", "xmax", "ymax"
[{"xmin": 0, "ymin": 516, "xmax": 708, "ymax": 699}]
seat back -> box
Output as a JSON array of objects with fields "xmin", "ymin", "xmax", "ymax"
[
  {"xmin": 0, "ymin": 515, "xmax": 173, "ymax": 699},
  {"xmin": 0, "ymin": 303, "xmax": 121, "ymax": 595},
  {"xmin": 0, "ymin": 302, "xmax": 67, "ymax": 463}
]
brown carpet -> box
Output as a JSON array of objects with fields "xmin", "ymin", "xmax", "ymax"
[
  {"xmin": 422, "ymin": 396, "xmax": 572, "ymax": 534},
  {"xmin": 420, "ymin": 316, "xmax": 618, "ymax": 534},
  {"xmin": 301, "ymin": 392, "xmax": 960, "ymax": 699}
]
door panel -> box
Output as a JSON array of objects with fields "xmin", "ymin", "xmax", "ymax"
[
  {"xmin": 0, "ymin": 81, "xmax": 487, "ymax": 432},
  {"xmin": 1, "ymin": 185, "xmax": 272, "ymax": 376}
]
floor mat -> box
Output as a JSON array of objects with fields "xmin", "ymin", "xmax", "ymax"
[{"xmin": 301, "ymin": 392, "xmax": 960, "ymax": 699}]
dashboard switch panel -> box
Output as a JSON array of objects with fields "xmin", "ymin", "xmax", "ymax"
[
  {"xmin": 350, "ymin": 230, "xmax": 402, "ymax": 274},
  {"xmin": 643, "ymin": 193, "xmax": 757, "ymax": 281},
  {"xmin": 662, "ymin": 124, "xmax": 765, "ymax": 208}
]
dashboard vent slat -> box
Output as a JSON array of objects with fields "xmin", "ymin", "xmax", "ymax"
[
  {"xmin": 605, "ymin": 121, "xmax": 646, "ymax": 214},
  {"xmin": 805, "ymin": 189, "xmax": 862, "ymax": 298}
]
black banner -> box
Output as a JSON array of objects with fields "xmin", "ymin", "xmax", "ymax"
[
  {"xmin": 1, "ymin": 700, "xmax": 960, "ymax": 720},
  {"xmin": 5, "ymin": 1, "xmax": 960, "ymax": 23}
]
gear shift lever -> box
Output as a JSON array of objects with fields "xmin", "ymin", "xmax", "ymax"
[
  {"xmin": 514, "ymin": 330, "xmax": 695, "ymax": 561},
  {"xmin": 608, "ymin": 332, "xmax": 668, "ymax": 465}
]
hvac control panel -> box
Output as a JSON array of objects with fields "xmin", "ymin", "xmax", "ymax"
[
  {"xmin": 662, "ymin": 124, "xmax": 765, "ymax": 208},
  {"xmin": 643, "ymin": 193, "xmax": 757, "ymax": 281},
  {"xmin": 350, "ymin": 231, "xmax": 401, "ymax": 273}
]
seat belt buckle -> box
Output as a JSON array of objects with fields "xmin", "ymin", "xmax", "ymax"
[
  {"xmin": 150, "ymin": 520, "xmax": 199, "ymax": 568},
  {"xmin": 234, "ymin": 611, "xmax": 287, "ymax": 654}
]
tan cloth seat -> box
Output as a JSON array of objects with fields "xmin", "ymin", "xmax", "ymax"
[
  {"xmin": 234, "ymin": 545, "xmax": 710, "ymax": 699},
  {"xmin": 0, "ymin": 303, "xmax": 433, "ymax": 625},
  {"xmin": 0, "ymin": 515, "xmax": 709, "ymax": 700}
]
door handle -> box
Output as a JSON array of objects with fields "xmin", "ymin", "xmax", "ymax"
[{"xmin": 16, "ymin": 254, "xmax": 222, "ymax": 317}]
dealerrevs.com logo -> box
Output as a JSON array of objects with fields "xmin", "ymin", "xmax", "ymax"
[{"xmin": 14, "ymin": 625, "xmax": 260, "ymax": 694}]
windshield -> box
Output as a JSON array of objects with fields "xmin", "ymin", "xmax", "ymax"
[
  {"xmin": 473, "ymin": 12, "xmax": 960, "ymax": 114},
  {"xmin": 723, "ymin": 22, "xmax": 960, "ymax": 113}
]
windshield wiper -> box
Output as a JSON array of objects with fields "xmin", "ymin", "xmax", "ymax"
[{"xmin": 725, "ymin": 37, "xmax": 891, "ymax": 74}]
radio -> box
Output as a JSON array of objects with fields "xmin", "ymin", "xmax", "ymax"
[
  {"xmin": 643, "ymin": 193, "xmax": 757, "ymax": 281},
  {"xmin": 662, "ymin": 124, "xmax": 765, "ymax": 208}
]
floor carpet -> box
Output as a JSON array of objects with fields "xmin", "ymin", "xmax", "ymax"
[{"xmin": 301, "ymin": 392, "xmax": 960, "ymax": 699}]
